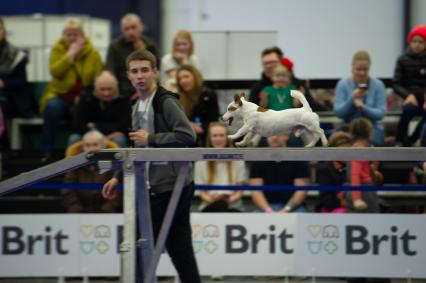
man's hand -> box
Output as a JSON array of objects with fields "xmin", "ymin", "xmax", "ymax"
[
  {"xmin": 102, "ymin": 178, "xmax": 119, "ymax": 200},
  {"xmin": 403, "ymin": 94, "xmax": 418, "ymax": 106},
  {"xmin": 129, "ymin": 130, "xmax": 149, "ymax": 147}
]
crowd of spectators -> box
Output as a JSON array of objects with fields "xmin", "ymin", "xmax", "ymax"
[{"xmin": 0, "ymin": 14, "xmax": 426, "ymax": 214}]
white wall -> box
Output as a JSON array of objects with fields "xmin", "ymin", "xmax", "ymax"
[
  {"xmin": 162, "ymin": 0, "xmax": 404, "ymax": 79},
  {"xmin": 410, "ymin": 0, "xmax": 426, "ymax": 28}
]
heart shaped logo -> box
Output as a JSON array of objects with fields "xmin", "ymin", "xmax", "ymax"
[
  {"xmin": 80, "ymin": 225, "xmax": 94, "ymax": 239},
  {"xmin": 307, "ymin": 225, "xmax": 321, "ymax": 238},
  {"xmin": 192, "ymin": 224, "xmax": 203, "ymax": 238}
]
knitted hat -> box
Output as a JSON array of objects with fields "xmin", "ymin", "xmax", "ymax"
[
  {"xmin": 280, "ymin": 57, "xmax": 294, "ymax": 72},
  {"xmin": 408, "ymin": 25, "xmax": 426, "ymax": 43}
]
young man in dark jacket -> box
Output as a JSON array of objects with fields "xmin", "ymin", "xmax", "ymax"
[
  {"xmin": 393, "ymin": 25, "xmax": 426, "ymax": 146},
  {"xmin": 102, "ymin": 50, "xmax": 200, "ymax": 283}
]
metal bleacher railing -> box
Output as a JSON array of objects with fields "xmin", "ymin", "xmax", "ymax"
[{"xmin": 1, "ymin": 147, "xmax": 426, "ymax": 282}]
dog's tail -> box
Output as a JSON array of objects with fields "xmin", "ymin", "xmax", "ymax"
[{"xmin": 291, "ymin": 90, "xmax": 312, "ymax": 112}]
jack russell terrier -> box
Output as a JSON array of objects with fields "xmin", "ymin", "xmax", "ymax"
[{"xmin": 220, "ymin": 90, "xmax": 328, "ymax": 147}]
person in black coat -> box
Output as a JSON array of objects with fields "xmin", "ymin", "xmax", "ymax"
[
  {"xmin": 316, "ymin": 131, "xmax": 352, "ymax": 213},
  {"xmin": 393, "ymin": 25, "xmax": 426, "ymax": 146},
  {"xmin": 68, "ymin": 71, "xmax": 131, "ymax": 147},
  {"xmin": 0, "ymin": 17, "xmax": 36, "ymax": 118},
  {"xmin": 176, "ymin": 64, "xmax": 220, "ymax": 146}
]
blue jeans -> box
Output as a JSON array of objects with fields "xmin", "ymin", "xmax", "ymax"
[{"xmin": 41, "ymin": 97, "xmax": 71, "ymax": 152}]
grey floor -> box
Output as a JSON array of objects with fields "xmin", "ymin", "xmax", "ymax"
[{"xmin": 0, "ymin": 277, "xmax": 425, "ymax": 283}]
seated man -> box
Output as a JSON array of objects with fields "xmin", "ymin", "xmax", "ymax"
[
  {"xmin": 68, "ymin": 71, "xmax": 131, "ymax": 148},
  {"xmin": 61, "ymin": 130, "xmax": 122, "ymax": 213},
  {"xmin": 249, "ymin": 134, "xmax": 310, "ymax": 213}
]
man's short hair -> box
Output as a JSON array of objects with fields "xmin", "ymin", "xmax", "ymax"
[
  {"xmin": 126, "ymin": 49, "xmax": 157, "ymax": 70},
  {"xmin": 261, "ymin": 46, "xmax": 284, "ymax": 58}
]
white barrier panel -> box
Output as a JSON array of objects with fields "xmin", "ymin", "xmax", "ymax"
[{"xmin": 0, "ymin": 214, "xmax": 425, "ymax": 278}]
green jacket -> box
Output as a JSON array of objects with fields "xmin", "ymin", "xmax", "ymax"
[{"xmin": 39, "ymin": 37, "xmax": 103, "ymax": 112}]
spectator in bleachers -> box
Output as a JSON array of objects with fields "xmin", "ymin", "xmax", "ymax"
[
  {"xmin": 68, "ymin": 71, "xmax": 131, "ymax": 148},
  {"xmin": 316, "ymin": 131, "xmax": 352, "ymax": 213},
  {"xmin": 40, "ymin": 18, "xmax": 103, "ymax": 161},
  {"xmin": 334, "ymin": 51, "xmax": 386, "ymax": 146},
  {"xmin": 0, "ymin": 17, "xmax": 36, "ymax": 118},
  {"xmin": 347, "ymin": 118, "xmax": 381, "ymax": 213},
  {"xmin": 106, "ymin": 13, "xmax": 158, "ymax": 98},
  {"xmin": 393, "ymin": 25, "xmax": 426, "ymax": 146},
  {"xmin": 250, "ymin": 46, "xmax": 323, "ymax": 111},
  {"xmin": 161, "ymin": 30, "xmax": 200, "ymax": 91},
  {"xmin": 249, "ymin": 134, "xmax": 310, "ymax": 213},
  {"xmin": 259, "ymin": 59, "xmax": 298, "ymax": 110},
  {"xmin": 62, "ymin": 130, "xmax": 122, "ymax": 213},
  {"xmin": 249, "ymin": 46, "xmax": 283, "ymax": 105},
  {"xmin": 176, "ymin": 65, "xmax": 219, "ymax": 146},
  {"xmin": 194, "ymin": 122, "xmax": 246, "ymax": 212}
]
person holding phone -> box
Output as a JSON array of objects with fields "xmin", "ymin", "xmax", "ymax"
[{"xmin": 333, "ymin": 51, "xmax": 386, "ymax": 146}]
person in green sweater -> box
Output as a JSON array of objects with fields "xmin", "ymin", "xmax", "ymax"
[{"xmin": 259, "ymin": 58, "xmax": 299, "ymax": 110}]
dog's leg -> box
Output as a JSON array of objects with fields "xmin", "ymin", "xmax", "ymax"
[
  {"xmin": 228, "ymin": 124, "xmax": 251, "ymax": 140},
  {"xmin": 318, "ymin": 128, "xmax": 328, "ymax": 146},
  {"xmin": 294, "ymin": 127, "xmax": 305, "ymax": 138},
  {"xmin": 235, "ymin": 131, "xmax": 255, "ymax": 147}
]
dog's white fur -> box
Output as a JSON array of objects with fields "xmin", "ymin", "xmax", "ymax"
[{"xmin": 221, "ymin": 90, "xmax": 328, "ymax": 147}]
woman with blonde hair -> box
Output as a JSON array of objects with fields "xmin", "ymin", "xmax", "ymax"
[
  {"xmin": 194, "ymin": 122, "xmax": 247, "ymax": 212},
  {"xmin": 176, "ymin": 64, "xmax": 219, "ymax": 146},
  {"xmin": 40, "ymin": 18, "xmax": 103, "ymax": 161},
  {"xmin": 161, "ymin": 30, "xmax": 200, "ymax": 88},
  {"xmin": 333, "ymin": 50, "xmax": 386, "ymax": 146}
]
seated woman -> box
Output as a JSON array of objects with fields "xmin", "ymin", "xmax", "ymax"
[
  {"xmin": 333, "ymin": 51, "xmax": 386, "ymax": 146},
  {"xmin": 194, "ymin": 122, "xmax": 247, "ymax": 212},
  {"xmin": 68, "ymin": 71, "xmax": 131, "ymax": 148},
  {"xmin": 176, "ymin": 65, "xmax": 219, "ymax": 146},
  {"xmin": 40, "ymin": 18, "xmax": 103, "ymax": 161}
]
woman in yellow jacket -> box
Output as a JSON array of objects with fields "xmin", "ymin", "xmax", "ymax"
[{"xmin": 40, "ymin": 18, "xmax": 103, "ymax": 161}]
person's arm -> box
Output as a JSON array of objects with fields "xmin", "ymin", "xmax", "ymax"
[
  {"xmin": 259, "ymin": 91, "xmax": 269, "ymax": 108},
  {"xmin": 249, "ymin": 178, "xmax": 273, "ymax": 212},
  {"xmin": 49, "ymin": 44, "xmax": 75, "ymax": 79},
  {"xmin": 280, "ymin": 177, "xmax": 308, "ymax": 213},
  {"xmin": 147, "ymin": 97, "xmax": 196, "ymax": 147},
  {"xmin": 350, "ymin": 160, "xmax": 362, "ymax": 187},
  {"xmin": 392, "ymin": 57, "xmax": 410, "ymax": 99},
  {"xmin": 333, "ymin": 80, "xmax": 354, "ymax": 120},
  {"xmin": 1, "ymin": 53, "xmax": 28, "ymax": 89},
  {"xmin": 360, "ymin": 80, "xmax": 386, "ymax": 121}
]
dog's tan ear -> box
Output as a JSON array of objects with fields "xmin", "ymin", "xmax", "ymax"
[
  {"xmin": 233, "ymin": 94, "xmax": 243, "ymax": 106},
  {"xmin": 234, "ymin": 93, "xmax": 241, "ymax": 103},
  {"xmin": 240, "ymin": 92, "xmax": 246, "ymax": 99}
]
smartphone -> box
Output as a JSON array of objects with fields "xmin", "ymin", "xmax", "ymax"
[{"xmin": 358, "ymin": 83, "xmax": 368, "ymax": 90}]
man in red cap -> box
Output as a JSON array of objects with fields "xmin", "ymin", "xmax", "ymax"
[{"xmin": 393, "ymin": 25, "xmax": 426, "ymax": 146}]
